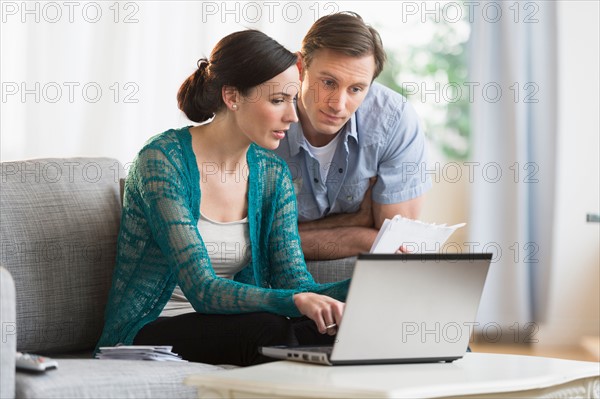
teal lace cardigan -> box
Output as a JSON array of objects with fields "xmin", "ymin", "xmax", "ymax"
[{"xmin": 95, "ymin": 127, "xmax": 349, "ymax": 351}]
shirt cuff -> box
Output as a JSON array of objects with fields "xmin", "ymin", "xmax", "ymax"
[{"xmin": 372, "ymin": 179, "xmax": 432, "ymax": 204}]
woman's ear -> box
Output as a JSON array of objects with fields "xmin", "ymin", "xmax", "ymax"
[{"xmin": 222, "ymin": 86, "xmax": 240, "ymax": 111}]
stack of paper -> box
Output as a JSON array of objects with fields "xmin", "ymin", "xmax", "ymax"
[
  {"xmin": 95, "ymin": 345, "xmax": 186, "ymax": 362},
  {"xmin": 370, "ymin": 215, "xmax": 466, "ymax": 254}
]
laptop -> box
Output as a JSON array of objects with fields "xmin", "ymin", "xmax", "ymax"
[{"xmin": 260, "ymin": 253, "xmax": 492, "ymax": 366}]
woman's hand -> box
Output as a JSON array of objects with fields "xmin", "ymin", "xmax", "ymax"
[
  {"xmin": 293, "ymin": 293, "xmax": 345, "ymax": 335},
  {"xmin": 395, "ymin": 245, "xmax": 410, "ymax": 254}
]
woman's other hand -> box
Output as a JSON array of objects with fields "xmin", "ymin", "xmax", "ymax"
[
  {"xmin": 293, "ymin": 293, "xmax": 345, "ymax": 335},
  {"xmin": 395, "ymin": 245, "xmax": 411, "ymax": 254}
]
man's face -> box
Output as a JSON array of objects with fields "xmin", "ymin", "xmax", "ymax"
[{"xmin": 297, "ymin": 49, "xmax": 376, "ymax": 146}]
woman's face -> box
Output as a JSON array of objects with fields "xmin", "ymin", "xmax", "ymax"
[{"xmin": 235, "ymin": 65, "xmax": 300, "ymax": 150}]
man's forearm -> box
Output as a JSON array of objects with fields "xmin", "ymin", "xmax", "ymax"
[
  {"xmin": 299, "ymin": 178, "xmax": 375, "ymax": 232},
  {"xmin": 300, "ymin": 227, "xmax": 379, "ymax": 260},
  {"xmin": 298, "ymin": 212, "xmax": 366, "ymax": 231}
]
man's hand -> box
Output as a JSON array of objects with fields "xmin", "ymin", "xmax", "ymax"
[
  {"xmin": 293, "ymin": 293, "xmax": 345, "ymax": 335},
  {"xmin": 298, "ymin": 177, "xmax": 425, "ymax": 260}
]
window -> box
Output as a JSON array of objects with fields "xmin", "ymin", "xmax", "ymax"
[{"xmin": 347, "ymin": 2, "xmax": 472, "ymax": 159}]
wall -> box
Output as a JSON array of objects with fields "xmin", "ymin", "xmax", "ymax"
[
  {"xmin": 420, "ymin": 145, "xmax": 470, "ymax": 249},
  {"xmin": 537, "ymin": 1, "xmax": 600, "ymax": 346}
]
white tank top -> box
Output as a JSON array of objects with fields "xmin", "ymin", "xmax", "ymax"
[{"xmin": 159, "ymin": 212, "xmax": 251, "ymax": 317}]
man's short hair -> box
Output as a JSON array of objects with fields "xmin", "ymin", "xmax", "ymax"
[{"xmin": 301, "ymin": 12, "xmax": 387, "ymax": 80}]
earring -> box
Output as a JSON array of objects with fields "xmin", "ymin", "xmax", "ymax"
[{"xmin": 232, "ymin": 104, "xmax": 238, "ymax": 110}]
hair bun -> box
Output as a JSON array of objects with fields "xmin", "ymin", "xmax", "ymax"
[
  {"xmin": 194, "ymin": 58, "xmax": 209, "ymax": 81},
  {"xmin": 177, "ymin": 58, "xmax": 216, "ymax": 123}
]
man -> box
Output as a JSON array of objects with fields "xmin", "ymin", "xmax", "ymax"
[{"xmin": 274, "ymin": 12, "xmax": 431, "ymax": 260}]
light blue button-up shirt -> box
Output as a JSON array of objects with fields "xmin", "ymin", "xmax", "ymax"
[{"xmin": 275, "ymin": 82, "xmax": 431, "ymax": 222}]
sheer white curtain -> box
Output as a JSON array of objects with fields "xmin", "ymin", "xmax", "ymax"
[
  {"xmin": 1, "ymin": 1, "xmax": 312, "ymax": 164},
  {"xmin": 468, "ymin": 1, "xmax": 558, "ymax": 333}
]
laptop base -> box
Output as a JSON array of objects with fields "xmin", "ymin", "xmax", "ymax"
[{"xmin": 259, "ymin": 346, "xmax": 462, "ymax": 366}]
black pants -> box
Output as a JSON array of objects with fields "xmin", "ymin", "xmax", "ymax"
[{"xmin": 133, "ymin": 312, "xmax": 334, "ymax": 366}]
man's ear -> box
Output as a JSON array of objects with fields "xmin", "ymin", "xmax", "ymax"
[
  {"xmin": 296, "ymin": 52, "xmax": 305, "ymax": 82},
  {"xmin": 222, "ymin": 86, "xmax": 239, "ymax": 110}
]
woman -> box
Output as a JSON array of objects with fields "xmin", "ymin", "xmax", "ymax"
[{"xmin": 95, "ymin": 30, "xmax": 349, "ymax": 366}]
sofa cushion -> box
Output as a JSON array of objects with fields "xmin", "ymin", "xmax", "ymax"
[
  {"xmin": 305, "ymin": 257, "xmax": 356, "ymax": 284},
  {"xmin": 0, "ymin": 158, "xmax": 123, "ymax": 353},
  {"xmin": 15, "ymin": 359, "xmax": 224, "ymax": 399}
]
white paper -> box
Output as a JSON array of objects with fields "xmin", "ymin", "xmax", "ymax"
[
  {"xmin": 96, "ymin": 345, "xmax": 187, "ymax": 362},
  {"xmin": 370, "ymin": 215, "xmax": 466, "ymax": 254}
]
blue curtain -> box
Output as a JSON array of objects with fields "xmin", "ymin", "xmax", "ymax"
[{"xmin": 468, "ymin": 1, "xmax": 558, "ymax": 332}]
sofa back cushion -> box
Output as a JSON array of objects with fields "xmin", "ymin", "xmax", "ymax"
[{"xmin": 0, "ymin": 158, "xmax": 123, "ymax": 353}]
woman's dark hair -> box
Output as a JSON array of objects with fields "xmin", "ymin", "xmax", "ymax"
[
  {"xmin": 178, "ymin": 30, "xmax": 297, "ymax": 123},
  {"xmin": 301, "ymin": 12, "xmax": 386, "ymax": 80}
]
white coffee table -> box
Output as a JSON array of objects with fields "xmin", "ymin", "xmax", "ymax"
[{"xmin": 185, "ymin": 353, "xmax": 599, "ymax": 398}]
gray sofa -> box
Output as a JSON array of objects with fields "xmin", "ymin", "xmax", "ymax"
[{"xmin": 0, "ymin": 157, "xmax": 355, "ymax": 399}]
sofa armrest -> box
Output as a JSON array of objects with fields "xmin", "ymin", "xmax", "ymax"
[
  {"xmin": 306, "ymin": 257, "xmax": 356, "ymax": 284},
  {"xmin": 1, "ymin": 266, "xmax": 16, "ymax": 399}
]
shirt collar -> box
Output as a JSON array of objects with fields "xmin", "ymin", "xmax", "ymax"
[{"xmin": 287, "ymin": 113, "xmax": 358, "ymax": 157}]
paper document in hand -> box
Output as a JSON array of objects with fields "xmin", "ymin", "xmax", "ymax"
[{"xmin": 370, "ymin": 215, "xmax": 466, "ymax": 253}]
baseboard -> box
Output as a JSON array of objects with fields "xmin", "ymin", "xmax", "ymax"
[
  {"xmin": 471, "ymin": 324, "xmax": 539, "ymax": 345},
  {"xmin": 534, "ymin": 321, "xmax": 600, "ymax": 347}
]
